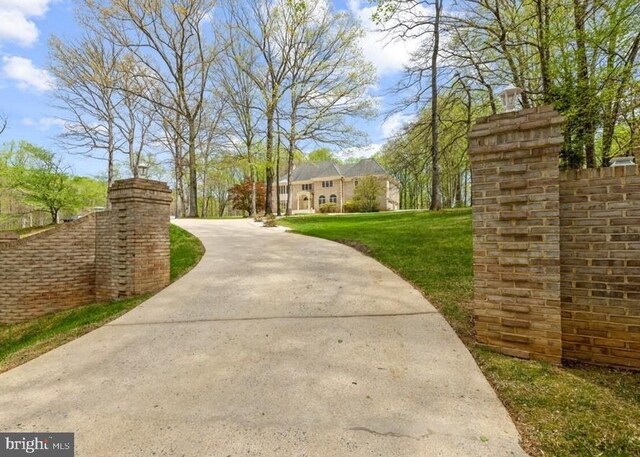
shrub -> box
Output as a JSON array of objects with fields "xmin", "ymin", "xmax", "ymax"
[
  {"xmin": 343, "ymin": 200, "xmax": 361, "ymax": 213},
  {"xmin": 253, "ymin": 215, "xmax": 263, "ymax": 222},
  {"xmin": 318, "ymin": 203, "xmax": 338, "ymax": 213},
  {"xmin": 263, "ymin": 214, "xmax": 277, "ymax": 227}
]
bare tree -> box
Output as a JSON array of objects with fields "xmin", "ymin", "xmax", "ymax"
[
  {"xmin": 223, "ymin": 0, "xmax": 298, "ymax": 215},
  {"xmin": 197, "ymin": 97, "xmax": 228, "ymax": 217},
  {"xmin": 87, "ymin": 0, "xmax": 218, "ymax": 217},
  {"xmin": 50, "ymin": 36, "xmax": 120, "ymax": 191},
  {"xmin": 50, "ymin": 35, "xmax": 158, "ymax": 197},
  {"xmin": 219, "ymin": 37, "xmax": 264, "ymax": 216},
  {"xmin": 278, "ymin": 1, "xmax": 376, "ymax": 215},
  {"xmin": 376, "ymin": 0, "xmax": 445, "ymax": 209}
]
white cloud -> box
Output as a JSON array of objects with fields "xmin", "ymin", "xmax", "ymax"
[
  {"xmin": 2, "ymin": 56, "xmax": 54, "ymax": 92},
  {"xmin": 0, "ymin": 0, "xmax": 53, "ymax": 47},
  {"xmin": 341, "ymin": 143, "xmax": 383, "ymax": 160},
  {"xmin": 381, "ymin": 112, "xmax": 416, "ymax": 138},
  {"xmin": 22, "ymin": 116, "xmax": 66, "ymax": 131},
  {"xmin": 39, "ymin": 117, "xmax": 66, "ymax": 130},
  {"xmin": 348, "ymin": 0, "xmax": 422, "ymax": 76}
]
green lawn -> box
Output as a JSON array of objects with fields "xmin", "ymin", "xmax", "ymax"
[
  {"xmin": 0, "ymin": 223, "xmax": 204, "ymax": 373},
  {"xmin": 170, "ymin": 223, "xmax": 206, "ymax": 281},
  {"xmin": 280, "ymin": 209, "xmax": 640, "ymax": 457}
]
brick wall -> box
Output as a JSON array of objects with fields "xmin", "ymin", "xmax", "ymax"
[
  {"xmin": 99, "ymin": 179, "xmax": 171, "ymax": 298},
  {"xmin": 560, "ymin": 165, "xmax": 640, "ymax": 369},
  {"xmin": 0, "ymin": 178, "xmax": 172, "ymax": 323},
  {"xmin": 470, "ymin": 106, "xmax": 565, "ymax": 364},
  {"xmin": 0, "ymin": 214, "xmax": 97, "ymax": 322},
  {"xmin": 470, "ymin": 105, "xmax": 640, "ymax": 370}
]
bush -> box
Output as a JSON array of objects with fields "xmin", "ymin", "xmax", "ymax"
[
  {"xmin": 343, "ymin": 200, "xmax": 361, "ymax": 213},
  {"xmin": 263, "ymin": 214, "xmax": 277, "ymax": 227},
  {"xmin": 318, "ymin": 203, "xmax": 338, "ymax": 213},
  {"xmin": 253, "ymin": 215, "xmax": 263, "ymax": 222}
]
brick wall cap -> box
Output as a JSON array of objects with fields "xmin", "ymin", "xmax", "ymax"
[
  {"xmin": 0, "ymin": 213, "xmax": 97, "ymax": 252},
  {"xmin": 109, "ymin": 178, "xmax": 171, "ymax": 193}
]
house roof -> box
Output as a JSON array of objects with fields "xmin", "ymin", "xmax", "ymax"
[
  {"xmin": 279, "ymin": 158, "xmax": 387, "ymax": 184},
  {"xmin": 339, "ymin": 158, "xmax": 387, "ymax": 177}
]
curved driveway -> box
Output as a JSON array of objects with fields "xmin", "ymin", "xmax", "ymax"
[{"xmin": 0, "ymin": 219, "xmax": 526, "ymax": 456}]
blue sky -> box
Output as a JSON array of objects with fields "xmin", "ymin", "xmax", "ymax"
[{"xmin": 0, "ymin": 0, "xmax": 420, "ymax": 177}]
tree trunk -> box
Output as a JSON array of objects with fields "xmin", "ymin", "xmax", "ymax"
[
  {"xmin": 429, "ymin": 0, "xmax": 442, "ymax": 211},
  {"xmin": 535, "ymin": 0, "xmax": 552, "ymax": 103},
  {"xmin": 276, "ymin": 117, "xmax": 282, "ymax": 216},
  {"xmin": 187, "ymin": 120, "xmax": 199, "ymax": 217},
  {"xmin": 264, "ymin": 97, "xmax": 275, "ymax": 215},
  {"xmin": 201, "ymin": 158, "xmax": 207, "ymax": 218},
  {"xmin": 106, "ymin": 100, "xmax": 115, "ymax": 208},
  {"xmin": 285, "ymin": 125, "xmax": 296, "ymax": 216},
  {"xmin": 573, "ymin": 0, "xmax": 595, "ymax": 168},
  {"xmin": 250, "ymin": 162, "xmax": 257, "ymax": 216}
]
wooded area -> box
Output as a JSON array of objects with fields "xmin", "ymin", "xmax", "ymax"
[
  {"xmin": 2, "ymin": 0, "xmax": 638, "ymax": 217},
  {"xmin": 377, "ymin": 0, "xmax": 640, "ymax": 209},
  {"xmin": 44, "ymin": 0, "xmax": 375, "ymax": 218}
]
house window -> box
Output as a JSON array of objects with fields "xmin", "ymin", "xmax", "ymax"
[
  {"xmin": 319, "ymin": 195, "xmax": 326, "ymax": 205},
  {"xmin": 322, "ymin": 180, "xmax": 333, "ymax": 188},
  {"xmin": 329, "ymin": 194, "xmax": 337, "ymax": 203},
  {"xmin": 302, "ymin": 183, "xmax": 313, "ymax": 191},
  {"xmin": 279, "ymin": 185, "xmax": 287, "ymax": 194}
]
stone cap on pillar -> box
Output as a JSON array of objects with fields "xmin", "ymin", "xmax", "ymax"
[{"xmin": 108, "ymin": 178, "xmax": 172, "ymax": 205}]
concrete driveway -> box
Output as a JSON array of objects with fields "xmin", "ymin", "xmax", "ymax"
[{"xmin": 0, "ymin": 219, "xmax": 527, "ymax": 456}]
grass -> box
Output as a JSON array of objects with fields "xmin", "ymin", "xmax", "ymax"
[
  {"xmin": 0, "ymin": 224, "xmax": 56, "ymax": 238},
  {"xmin": 170, "ymin": 224, "xmax": 206, "ymax": 281},
  {"xmin": 16, "ymin": 224, "xmax": 56, "ymax": 237},
  {"xmin": 0, "ymin": 223, "xmax": 204, "ymax": 373},
  {"xmin": 280, "ymin": 209, "xmax": 640, "ymax": 457}
]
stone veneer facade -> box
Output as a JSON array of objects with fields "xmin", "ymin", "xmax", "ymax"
[{"xmin": 0, "ymin": 178, "xmax": 171, "ymax": 323}]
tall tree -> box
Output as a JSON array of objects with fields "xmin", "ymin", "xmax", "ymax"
[
  {"xmin": 223, "ymin": 0, "xmax": 298, "ymax": 215},
  {"xmin": 220, "ymin": 37, "xmax": 264, "ymax": 216},
  {"xmin": 87, "ymin": 0, "xmax": 218, "ymax": 217},
  {"xmin": 278, "ymin": 0, "xmax": 376, "ymax": 215},
  {"xmin": 376, "ymin": 0, "xmax": 445, "ymax": 208},
  {"xmin": 50, "ymin": 36, "xmax": 120, "ymax": 191}
]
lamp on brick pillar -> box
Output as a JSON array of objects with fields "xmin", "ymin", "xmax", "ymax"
[
  {"xmin": 499, "ymin": 85, "xmax": 523, "ymax": 112},
  {"xmin": 609, "ymin": 156, "xmax": 636, "ymax": 167},
  {"xmin": 137, "ymin": 162, "xmax": 149, "ymax": 178}
]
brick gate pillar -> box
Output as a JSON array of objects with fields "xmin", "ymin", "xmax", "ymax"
[
  {"xmin": 469, "ymin": 106, "xmax": 565, "ymax": 364},
  {"xmin": 96, "ymin": 178, "xmax": 172, "ymax": 301}
]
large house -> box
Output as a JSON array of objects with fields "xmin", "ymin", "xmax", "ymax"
[{"xmin": 273, "ymin": 158, "xmax": 399, "ymax": 214}]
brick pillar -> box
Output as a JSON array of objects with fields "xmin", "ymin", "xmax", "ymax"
[
  {"xmin": 96, "ymin": 178, "xmax": 172, "ymax": 300},
  {"xmin": 469, "ymin": 105, "xmax": 565, "ymax": 364}
]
